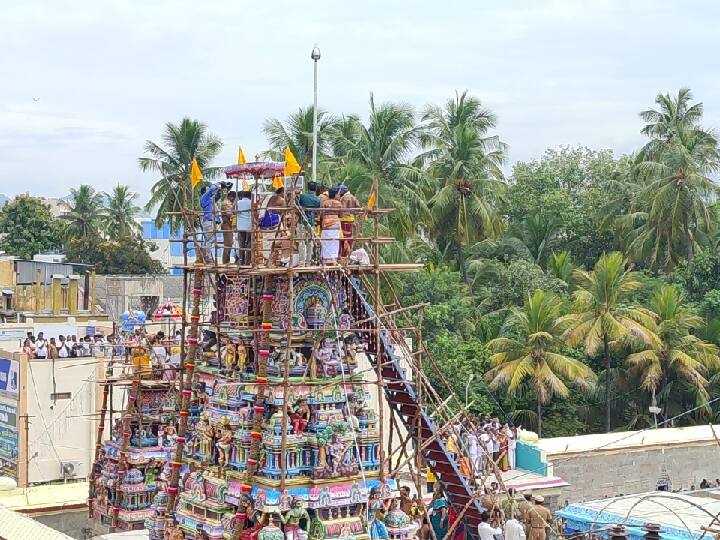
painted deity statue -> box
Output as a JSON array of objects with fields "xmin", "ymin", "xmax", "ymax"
[
  {"xmin": 326, "ymin": 433, "xmax": 350, "ymax": 476},
  {"xmin": 315, "ymin": 338, "xmax": 341, "ymax": 377},
  {"xmin": 281, "ymin": 498, "xmax": 310, "ymax": 540},
  {"xmin": 202, "ymin": 422, "xmax": 216, "ymax": 464},
  {"xmin": 194, "ymin": 416, "xmax": 208, "ymax": 456},
  {"xmin": 216, "ymin": 418, "xmax": 234, "ymax": 466},
  {"xmin": 291, "ymin": 398, "xmax": 310, "ymax": 434},
  {"xmin": 222, "ymin": 342, "xmax": 237, "ymax": 372},
  {"xmin": 237, "ymin": 343, "xmax": 247, "ymax": 372}
]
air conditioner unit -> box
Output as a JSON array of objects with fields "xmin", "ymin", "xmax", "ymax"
[{"xmin": 61, "ymin": 460, "xmax": 81, "ymax": 478}]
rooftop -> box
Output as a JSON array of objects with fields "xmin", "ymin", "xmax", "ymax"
[
  {"xmin": 558, "ymin": 490, "xmax": 720, "ymax": 540},
  {"xmin": 536, "ymin": 424, "xmax": 720, "ymax": 457}
]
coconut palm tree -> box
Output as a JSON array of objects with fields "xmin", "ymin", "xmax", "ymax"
[
  {"xmin": 486, "ymin": 289, "xmax": 596, "ymax": 436},
  {"xmin": 139, "ymin": 118, "xmax": 223, "ymax": 232},
  {"xmin": 626, "ymin": 284, "xmax": 719, "ymax": 420},
  {"xmin": 332, "ymin": 94, "xmax": 418, "ymax": 184},
  {"xmin": 629, "ymin": 129, "xmax": 720, "ymax": 270},
  {"xmin": 327, "ymin": 95, "xmax": 427, "ymax": 240},
  {"xmin": 262, "ymin": 106, "xmax": 335, "ymax": 172},
  {"xmin": 547, "ymin": 251, "xmax": 575, "ymax": 287},
  {"xmin": 562, "ymin": 251, "xmax": 658, "ymax": 432},
  {"xmin": 103, "ymin": 184, "xmax": 141, "ymax": 240},
  {"xmin": 420, "ymin": 91, "xmax": 507, "ymax": 283},
  {"xmin": 61, "ymin": 185, "xmax": 106, "ymax": 239},
  {"xmin": 638, "ymin": 88, "xmax": 717, "ymax": 165}
]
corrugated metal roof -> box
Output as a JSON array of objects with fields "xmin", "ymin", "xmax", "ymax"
[{"xmin": 0, "ymin": 504, "xmax": 74, "ymax": 539}]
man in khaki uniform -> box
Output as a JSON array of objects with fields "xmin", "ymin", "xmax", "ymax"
[
  {"xmin": 518, "ymin": 491, "xmax": 534, "ymax": 536},
  {"xmin": 527, "ymin": 495, "xmax": 553, "ymax": 540}
]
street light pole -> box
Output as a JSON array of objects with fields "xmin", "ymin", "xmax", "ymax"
[{"xmin": 311, "ymin": 46, "xmax": 321, "ymax": 185}]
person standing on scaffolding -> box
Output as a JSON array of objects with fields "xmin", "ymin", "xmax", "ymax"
[
  {"xmin": 297, "ymin": 181, "xmax": 320, "ymax": 265},
  {"xmin": 220, "ymin": 190, "xmax": 237, "ymax": 264},
  {"xmin": 338, "ymin": 184, "xmax": 359, "ymax": 258},
  {"xmin": 259, "ymin": 185, "xmax": 285, "ymax": 265},
  {"xmin": 199, "ymin": 181, "xmax": 231, "ymax": 262}
]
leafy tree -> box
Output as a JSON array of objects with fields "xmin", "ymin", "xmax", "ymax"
[
  {"xmin": 626, "ymin": 89, "xmax": 720, "ymax": 270},
  {"xmin": 563, "ymin": 252, "xmax": 658, "ymax": 432},
  {"xmin": 327, "ymin": 95, "xmax": 426, "ymax": 239},
  {"xmin": 486, "ymin": 289, "xmax": 596, "ymax": 436},
  {"xmin": 506, "ymin": 147, "xmax": 629, "ymax": 268},
  {"xmin": 61, "ymin": 185, "xmax": 106, "ymax": 239},
  {"xmin": 547, "ymin": 251, "xmax": 575, "ymax": 287},
  {"xmin": 139, "ymin": 118, "xmax": 223, "ymax": 232},
  {"xmin": 420, "ymin": 91, "xmax": 507, "ymax": 282},
  {"xmin": 103, "ymin": 184, "xmax": 141, "ymax": 240},
  {"xmin": 626, "ymin": 285, "xmax": 719, "ymax": 419},
  {"xmin": 470, "ymin": 258, "xmax": 567, "ymax": 314},
  {"xmin": 629, "ymin": 130, "xmax": 720, "ymax": 270},
  {"xmin": 638, "ymin": 88, "xmax": 719, "ymax": 168},
  {"xmin": 0, "ymin": 195, "xmax": 63, "ymax": 259},
  {"xmin": 65, "ymin": 236, "xmax": 164, "ymax": 275},
  {"xmin": 262, "ymin": 106, "xmax": 335, "ymax": 172}
]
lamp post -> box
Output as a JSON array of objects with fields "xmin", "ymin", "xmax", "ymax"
[
  {"xmin": 465, "ymin": 373, "xmax": 475, "ymax": 407},
  {"xmin": 311, "ymin": 45, "xmax": 321, "ymax": 185}
]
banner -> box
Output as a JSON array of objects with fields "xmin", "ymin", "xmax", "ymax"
[
  {"xmin": 0, "ymin": 398, "xmax": 18, "ymax": 479},
  {"xmin": 0, "ymin": 358, "xmax": 19, "ymax": 399}
]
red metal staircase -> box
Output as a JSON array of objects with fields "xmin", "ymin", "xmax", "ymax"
[{"xmin": 348, "ymin": 276, "xmax": 485, "ymax": 539}]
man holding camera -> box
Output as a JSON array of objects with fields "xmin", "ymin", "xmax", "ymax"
[{"xmin": 199, "ymin": 181, "xmax": 232, "ymax": 263}]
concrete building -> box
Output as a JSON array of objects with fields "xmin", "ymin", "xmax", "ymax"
[
  {"xmin": 0, "ymin": 256, "xmax": 108, "ymax": 324},
  {"xmin": 136, "ymin": 218, "xmax": 195, "ymax": 275},
  {"xmin": 532, "ymin": 425, "xmax": 720, "ymax": 504},
  {"xmin": 0, "ymin": 348, "xmax": 103, "ymax": 487}
]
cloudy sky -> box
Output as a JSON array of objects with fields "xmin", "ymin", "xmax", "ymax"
[{"xmin": 1, "ymin": 0, "xmax": 719, "ymax": 203}]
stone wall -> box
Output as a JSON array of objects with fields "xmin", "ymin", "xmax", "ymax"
[{"xmin": 549, "ymin": 442, "xmax": 720, "ymax": 504}]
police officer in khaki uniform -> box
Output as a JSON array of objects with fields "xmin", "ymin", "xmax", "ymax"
[{"xmin": 527, "ymin": 495, "xmax": 553, "ymax": 540}]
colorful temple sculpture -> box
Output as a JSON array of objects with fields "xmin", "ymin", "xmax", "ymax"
[
  {"xmin": 88, "ymin": 344, "xmax": 178, "ymax": 532},
  {"xmin": 90, "ymin": 156, "xmax": 560, "ymax": 540}
]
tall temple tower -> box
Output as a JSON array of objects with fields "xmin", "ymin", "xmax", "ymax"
[{"xmin": 90, "ymin": 159, "xmax": 500, "ymax": 540}]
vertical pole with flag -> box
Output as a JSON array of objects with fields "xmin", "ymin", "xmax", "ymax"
[{"xmin": 190, "ymin": 158, "xmax": 203, "ymax": 188}]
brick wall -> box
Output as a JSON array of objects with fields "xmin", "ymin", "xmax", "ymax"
[{"xmin": 549, "ymin": 442, "xmax": 720, "ymax": 504}]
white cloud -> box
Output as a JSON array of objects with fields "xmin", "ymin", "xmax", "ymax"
[{"xmin": 0, "ymin": 0, "xmax": 719, "ymax": 199}]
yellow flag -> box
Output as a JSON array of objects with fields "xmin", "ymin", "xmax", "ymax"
[
  {"xmin": 283, "ymin": 147, "xmax": 301, "ymax": 176},
  {"xmin": 190, "ymin": 158, "xmax": 203, "ymax": 188},
  {"xmin": 272, "ymin": 175, "xmax": 284, "ymax": 190},
  {"xmin": 237, "ymin": 146, "xmax": 246, "ymax": 165},
  {"xmin": 367, "ymin": 191, "xmax": 376, "ymax": 209}
]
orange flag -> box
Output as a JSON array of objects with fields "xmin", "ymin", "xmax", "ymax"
[
  {"xmin": 190, "ymin": 159, "xmax": 203, "ymax": 188},
  {"xmin": 283, "ymin": 147, "xmax": 301, "ymax": 176}
]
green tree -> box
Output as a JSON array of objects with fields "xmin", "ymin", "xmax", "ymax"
[
  {"xmin": 486, "ymin": 289, "xmax": 596, "ymax": 436},
  {"xmin": 420, "ymin": 91, "xmax": 507, "ymax": 282},
  {"xmin": 262, "ymin": 106, "xmax": 335, "ymax": 172},
  {"xmin": 626, "ymin": 284, "xmax": 719, "ymax": 419},
  {"xmin": 327, "ymin": 95, "xmax": 425, "ymax": 239},
  {"xmin": 547, "ymin": 251, "xmax": 575, "ymax": 287},
  {"xmin": 506, "ymin": 147, "xmax": 630, "ymax": 268},
  {"xmin": 103, "ymin": 184, "xmax": 141, "ymax": 240},
  {"xmin": 638, "ymin": 88, "xmax": 718, "ymax": 166},
  {"xmin": 0, "ymin": 195, "xmax": 63, "ymax": 259},
  {"xmin": 61, "ymin": 185, "xmax": 106, "ymax": 239},
  {"xmin": 65, "ymin": 236, "xmax": 164, "ymax": 274},
  {"xmin": 139, "ymin": 118, "xmax": 223, "ymax": 232},
  {"xmin": 563, "ymin": 252, "xmax": 658, "ymax": 432},
  {"xmin": 629, "ymin": 129, "xmax": 720, "ymax": 270}
]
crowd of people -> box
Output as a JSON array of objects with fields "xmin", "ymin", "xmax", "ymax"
[
  {"xmin": 443, "ymin": 417, "xmax": 518, "ymax": 478},
  {"xmin": 199, "ymin": 180, "xmax": 364, "ymax": 267},
  {"xmin": 22, "ymin": 331, "xmax": 119, "ymax": 359},
  {"xmin": 370, "ymin": 483, "xmax": 557, "ymax": 540}
]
